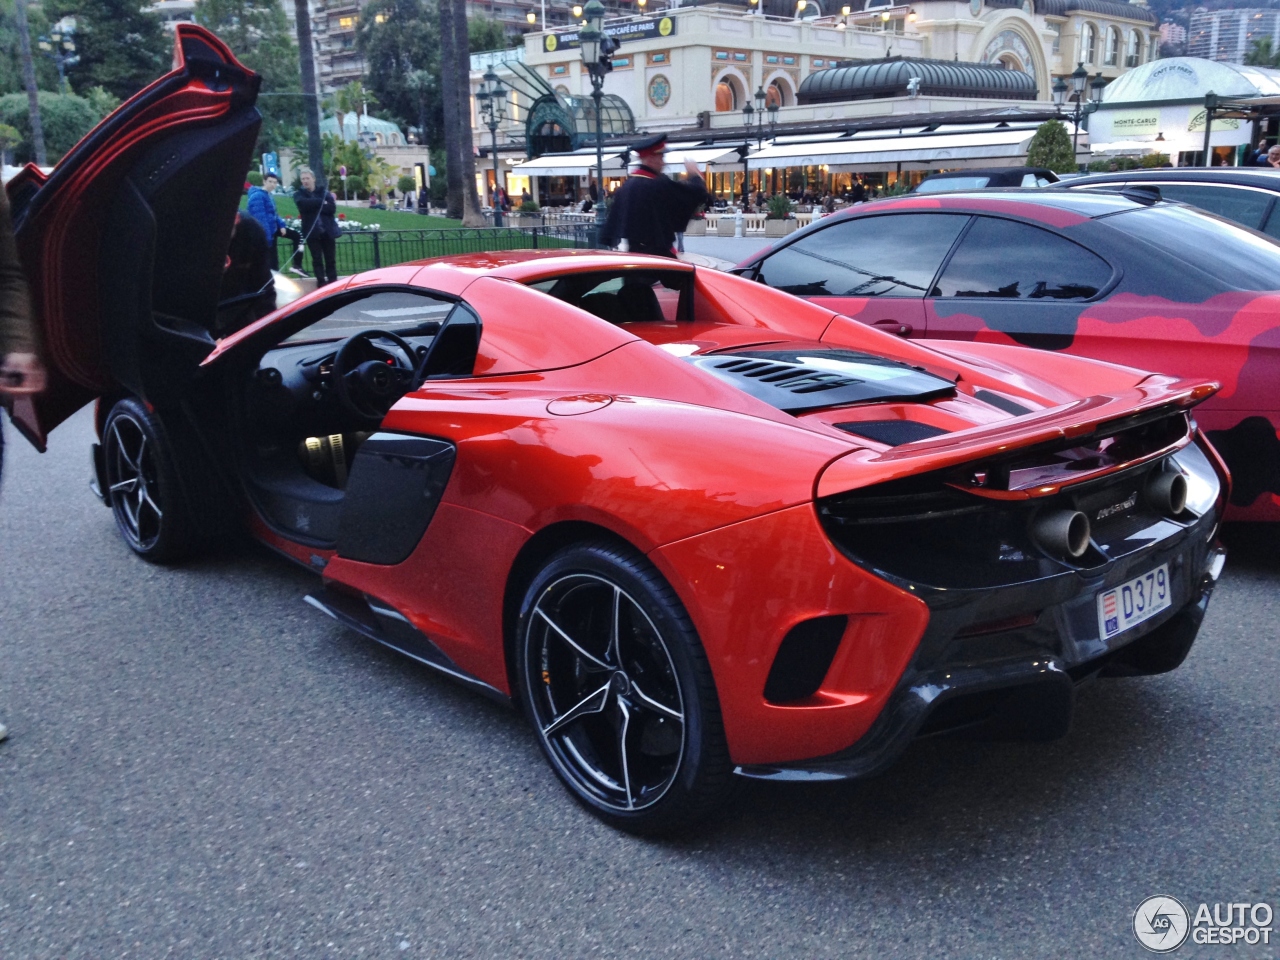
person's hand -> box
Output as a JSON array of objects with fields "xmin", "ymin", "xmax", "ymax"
[
  {"xmin": 683, "ymin": 159, "xmax": 703, "ymax": 179},
  {"xmin": 0, "ymin": 352, "xmax": 47, "ymax": 395}
]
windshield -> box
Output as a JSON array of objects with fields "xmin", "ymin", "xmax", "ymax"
[{"xmin": 1101, "ymin": 203, "xmax": 1280, "ymax": 291}]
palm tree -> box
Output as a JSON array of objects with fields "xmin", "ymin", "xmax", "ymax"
[
  {"xmin": 450, "ymin": 0, "xmax": 485, "ymax": 225},
  {"xmin": 13, "ymin": 0, "xmax": 46, "ymax": 166},
  {"xmin": 438, "ymin": 0, "xmax": 463, "ymax": 219},
  {"xmin": 293, "ymin": 0, "xmax": 325, "ymax": 185},
  {"xmin": 345, "ymin": 80, "xmax": 376, "ymax": 139}
]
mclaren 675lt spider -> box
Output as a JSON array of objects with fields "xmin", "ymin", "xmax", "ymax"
[{"xmin": 5, "ymin": 27, "xmax": 1230, "ymax": 832}]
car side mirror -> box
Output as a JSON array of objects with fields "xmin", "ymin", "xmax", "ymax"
[{"xmin": 419, "ymin": 302, "xmax": 482, "ymax": 381}]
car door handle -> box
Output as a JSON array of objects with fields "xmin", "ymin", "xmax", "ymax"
[{"xmin": 873, "ymin": 319, "xmax": 913, "ymax": 337}]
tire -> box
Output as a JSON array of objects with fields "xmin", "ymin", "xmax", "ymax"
[
  {"xmin": 101, "ymin": 397, "xmax": 195, "ymax": 563},
  {"xmin": 515, "ymin": 541, "xmax": 734, "ymax": 835}
]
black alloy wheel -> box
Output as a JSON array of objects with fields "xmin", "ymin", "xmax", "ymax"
[
  {"xmin": 517, "ymin": 541, "xmax": 733, "ymax": 834},
  {"xmin": 102, "ymin": 397, "xmax": 193, "ymax": 563}
]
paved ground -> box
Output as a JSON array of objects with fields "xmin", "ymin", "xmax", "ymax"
[{"xmin": 1, "ymin": 407, "xmax": 1276, "ymax": 958}]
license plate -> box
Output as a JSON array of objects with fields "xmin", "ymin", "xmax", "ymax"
[{"xmin": 1097, "ymin": 564, "xmax": 1171, "ymax": 641}]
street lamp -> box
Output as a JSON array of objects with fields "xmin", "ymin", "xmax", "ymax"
[
  {"xmin": 1066, "ymin": 61, "xmax": 1089, "ymax": 157},
  {"xmin": 36, "ymin": 28, "xmax": 78, "ymax": 95},
  {"xmin": 478, "ymin": 66, "xmax": 507, "ymax": 226},
  {"xmin": 579, "ymin": 0, "xmax": 612, "ymax": 223},
  {"xmin": 1090, "ymin": 71, "xmax": 1107, "ymax": 102},
  {"xmin": 741, "ymin": 98, "xmax": 754, "ymax": 207}
]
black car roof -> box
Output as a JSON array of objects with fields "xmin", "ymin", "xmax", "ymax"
[
  {"xmin": 921, "ymin": 166, "xmax": 1054, "ymax": 179},
  {"xmin": 1062, "ymin": 168, "xmax": 1280, "ymax": 191},
  {"xmin": 869, "ymin": 189, "xmax": 1146, "ymax": 218}
]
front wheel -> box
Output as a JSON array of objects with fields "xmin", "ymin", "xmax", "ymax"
[
  {"xmin": 516, "ymin": 541, "xmax": 734, "ymax": 835},
  {"xmin": 102, "ymin": 397, "xmax": 194, "ymax": 563}
]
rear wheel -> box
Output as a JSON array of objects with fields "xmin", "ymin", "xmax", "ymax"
[
  {"xmin": 516, "ymin": 541, "xmax": 733, "ymax": 835},
  {"xmin": 102, "ymin": 397, "xmax": 194, "ymax": 563}
]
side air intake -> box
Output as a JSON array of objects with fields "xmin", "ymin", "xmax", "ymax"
[{"xmin": 763, "ymin": 615, "xmax": 849, "ymax": 704}]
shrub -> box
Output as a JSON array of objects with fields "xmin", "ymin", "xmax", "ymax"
[
  {"xmin": 0, "ymin": 92, "xmax": 99, "ymax": 164},
  {"xmin": 397, "ymin": 174, "xmax": 416, "ymax": 195},
  {"xmin": 519, "ymin": 199, "xmax": 540, "ymax": 213},
  {"xmin": 765, "ymin": 194, "xmax": 793, "ymax": 219},
  {"xmin": 246, "ymin": 170, "xmax": 264, "ymax": 187},
  {"xmin": 1026, "ymin": 119, "xmax": 1079, "ymax": 174},
  {"xmin": 1140, "ymin": 152, "xmax": 1171, "ymax": 168},
  {"xmin": 1087, "ymin": 156, "xmax": 1143, "ymax": 172}
]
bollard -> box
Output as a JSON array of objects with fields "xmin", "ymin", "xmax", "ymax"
[{"xmin": 734, "ymin": 209, "xmax": 744, "ymax": 238}]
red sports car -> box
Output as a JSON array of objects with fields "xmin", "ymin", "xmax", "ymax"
[
  {"xmin": 735, "ymin": 192, "xmax": 1280, "ymax": 523},
  {"xmin": 6, "ymin": 27, "xmax": 1230, "ymax": 832}
]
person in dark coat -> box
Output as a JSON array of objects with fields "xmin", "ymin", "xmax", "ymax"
[
  {"xmin": 218, "ymin": 212, "xmax": 276, "ymax": 335},
  {"xmin": 294, "ymin": 168, "xmax": 340, "ymax": 285},
  {"xmin": 599, "ymin": 133, "xmax": 710, "ymax": 258}
]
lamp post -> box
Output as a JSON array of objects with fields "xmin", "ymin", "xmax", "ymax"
[
  {"xmin": 36, "ymin": 27, "xmax": 77, "ymax": 95},
  {"xmin": 478, "ymin": 66, "xmax": 507, "ymax": 226},
  {"xmin": 1067, "ymin": 61, "xmax": 1088, "ymax": 158},
  {"xmin": 579, "ymin": 0, "xmax": 611, "ymax": 223}
]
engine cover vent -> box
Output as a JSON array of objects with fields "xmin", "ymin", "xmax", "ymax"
[
  {"xmin": 687, "ymin": 349, "xmax": 956, "ymax": 414},
  {"xmin": 836, "ymin": 419, "xmax": 949, "ymax": 446}
]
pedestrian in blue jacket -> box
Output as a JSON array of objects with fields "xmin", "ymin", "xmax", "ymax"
[{"xmin": 246, "ymin": 173, "xmax": 302, "ymax": 271}]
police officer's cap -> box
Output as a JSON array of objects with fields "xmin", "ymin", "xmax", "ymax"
[{"xmin": 632, "ymin": 132, "xmax": 668, "ymax": 152}]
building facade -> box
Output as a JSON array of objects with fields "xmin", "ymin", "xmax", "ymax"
[
  {"xmin": 470, "ymin": 0, "xmax": 1156, "ymax": 204},
  {"xmin": 1187, "ymin": 8, "xmax": 1280, "ymax": 65}
]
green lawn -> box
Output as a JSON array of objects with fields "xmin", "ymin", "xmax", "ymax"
[
  {"xmin": 246, "ymin": 195, "xmax": 464, "ymax": 231},
  {"xmin": 240, "ymin": 194, "xmax": 583, "ymax": 275}
]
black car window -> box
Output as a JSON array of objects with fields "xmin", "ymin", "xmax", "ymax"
[
  {"xmin": 530, "ymin": 270, "xmax": 690, "ymax": 323},
  {"xmin": 1262, "ymin": 206, "xmax": 1280, "ymax": 242},
  {"xmin": 932, "ymin": 217, "xmax": 1112, "ymax": 300},
  {"xmin": 282, "ymin": 290, "xmax": 455, "ymax": 344},
  {"xmin": 755, "ymin": 213, "xmax": 969, "ymax": 297},
  {"xmin": 1103, "ymin": 203, "xmax": 1280, "ymax": 290},
  {"xmin": 1149, "ymin": 183, "xmax": 1274, "ymax": 230}
]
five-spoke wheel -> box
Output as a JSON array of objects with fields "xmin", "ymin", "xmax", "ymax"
[
  {"xmin": 102, "ymin": 397, "xmax": 193, "ymax": 562},
  {"xmin": 517, "ymin": 542, "xmax": 732, "ymax": 834}
]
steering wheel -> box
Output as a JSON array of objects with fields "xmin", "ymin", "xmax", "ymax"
[{"xmin": 331, "ymin": 330, "xmax": 420, "ymax": 424}]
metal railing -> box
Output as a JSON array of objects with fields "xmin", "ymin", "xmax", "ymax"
[{"xmin": 277, "ymin": 223, "xmax": 598, "ymax": 276}]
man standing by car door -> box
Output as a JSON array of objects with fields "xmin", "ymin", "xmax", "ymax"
[
  {"xmin": 0, "ymin": 182, "xmax": 48, "ymax": 744},
  {"xmin": 294, "ymin": 168, "xmax": 340, "ymax": 286}
]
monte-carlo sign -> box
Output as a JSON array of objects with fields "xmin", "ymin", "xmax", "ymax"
[{"xmin": 544, "ymin": 15, "xmax": 676, "ymax": 52}]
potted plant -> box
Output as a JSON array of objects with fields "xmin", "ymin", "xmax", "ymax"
[
  {"xmin": 685, "ymin": 208, "xmax": 707, "ymax": 236},
  {"xmin": 515, "ymin": 199, "xmax": 541, "ymax": 227},
  {"xmin": 764, "ymin": 195, "xmax": 796, "ymax": 237}
]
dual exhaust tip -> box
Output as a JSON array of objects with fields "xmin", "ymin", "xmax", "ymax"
[{"xmin": 1033, "ymin": 468, "xmax": 1188, "ymax": 560}]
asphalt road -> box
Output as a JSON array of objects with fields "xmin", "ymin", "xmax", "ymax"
[{"xmin": 1, "ymin": 407, "xmax": 1276, "ymax": 959}]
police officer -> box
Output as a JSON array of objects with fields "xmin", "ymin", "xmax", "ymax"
[{"xmin": 600, "ymin": 133, "xmax": 710, "ymax": 258}]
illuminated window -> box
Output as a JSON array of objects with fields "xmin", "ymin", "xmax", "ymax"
[{"xmin": 338, "ymin": 15, "xmax": 356, "ymax": 29}]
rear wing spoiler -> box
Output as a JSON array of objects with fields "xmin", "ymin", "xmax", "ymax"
[{"xmin": 817, "ymin": 375, "xmax": 1218, "ymax": 499}]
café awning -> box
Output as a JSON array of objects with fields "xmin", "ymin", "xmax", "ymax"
[
  {"xmin": 663, "ymin": 144, "xmax": 745, "ymax": 172},
  {"xmin": 746, "ymin": 126, "xmax": 1085, "ymax": 170},
  {"xmin": 509, "ymin": 150, "xmax": 626, "ymax": 177}
]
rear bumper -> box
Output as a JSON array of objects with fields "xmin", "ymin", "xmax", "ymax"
[{"xmin": 736, "ymin": 531, "xmax": 1225, "ymax": 782}]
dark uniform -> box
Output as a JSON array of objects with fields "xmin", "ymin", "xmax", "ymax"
[{"xmin": 600, "ymin": 137, "xmax": 710, "ymax": 257}]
